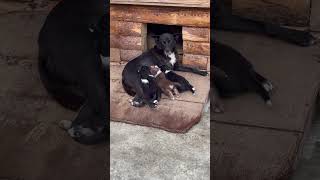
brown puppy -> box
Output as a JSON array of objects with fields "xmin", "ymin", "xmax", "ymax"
[{"xmin": 149, "ymin": 65, "xmax": 179, "ymax": 100}]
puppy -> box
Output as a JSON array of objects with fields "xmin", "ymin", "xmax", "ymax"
[
  {"xmin": 136, "ymin": 65, "xmax": 161, "ymax": 108},
  {"xmin": 159, "ymin": 64, "xmax": 195, "ymax": 95},
  {"xmin": 149, "ymin": 65, "xmax": 180, "ymax": 100}
]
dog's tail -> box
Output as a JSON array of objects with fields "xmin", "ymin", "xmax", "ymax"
[
  {"xmin": 121, "ymin": 78, "xmax": 135, "ymax": 96},
  {"xmin": 38, "ymin": 47, "xmax": 85, "ymax": 111}
]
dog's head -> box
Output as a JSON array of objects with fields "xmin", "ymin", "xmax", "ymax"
[
  {"xmin": 138, "ymin": 66, "xmax": 151, "ymax": 79},
  {"xmin": 154, "ymin": 33, "xmax": 177, "ymax": 56},
  {"xmin": 149, "ymin": 65, "xmax": 162, "ymax": 77}
]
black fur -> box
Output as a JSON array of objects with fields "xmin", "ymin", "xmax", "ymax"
[
  {"xmin": 122, "ymin": 33, "xmax": 204, "ymax": 107},
  {"xmin": 38, "ymin": 0, "xmax": 108, "ymax": 145},
  {"xmin": 212, "ymin": 42, "xmax": 272, "ymax": 104},
  {"xmin": 138, "ymin": 66, "xmax": 161, "ymax": 108},
  {"xmin": 159, "ymin": 64, "xmax": 195, "ymax": 94}
]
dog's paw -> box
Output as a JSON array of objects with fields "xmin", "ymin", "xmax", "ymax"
[
  {"xmin": 67, "ymin": 126, "xmax": 96, "ymax": 138},
  {"xmin": 129, "ymin": 99, "xmax": 144, "ymax": 107},
  {"xmin": 149, "ymin": 103, "xmax": 158, "ymax": 109},
  {"xmin": 59, "ymin": 120, "xmax": 72, "ymax": 130},
  {"xmin": 266, "ymin": 100, "xmax": 273, "ymax": 107},
  {"xmin": 199, "ymin": 70, "xmax": 208, "ymax": 76},
  {"xmin": 191, "ymin": 87, "xmax": 196, "ymax": 95},
  {"xmin": 212, "ymin": 102, "xmax": 224, "ymax": 113}
]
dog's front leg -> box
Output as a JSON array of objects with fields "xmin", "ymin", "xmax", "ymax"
[
  {"xmin": 174, "ymin": 64, "xmax": 208, "ymax": 76},
  {"xmin": 212, "ymin": 85, "xmax": 224, "ymax": 113}
]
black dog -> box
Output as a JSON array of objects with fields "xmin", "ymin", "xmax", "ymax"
[
  {"xmin": 122, "ymin": 33, "xmax": 207, "ymax": 107},
  {"xmin": 38, "ymin": 0, "xmax": 108, "ymax": 145},
  {"xmin": 214, "ymin": 0, "xmax": 317, "ymax": 47},
  {"xmin": 212, "ymin": 42, "xmax": 273, "ymax": 106}
]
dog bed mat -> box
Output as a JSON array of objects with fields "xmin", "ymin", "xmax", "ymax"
[{"xmin": 110, "ymin": 63, "xmax": 210, "ymax": 133}]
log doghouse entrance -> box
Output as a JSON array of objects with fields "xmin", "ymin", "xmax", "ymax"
[{"xmin": 110, "ymin": 1, "xmax": 210, "ymax": 133}]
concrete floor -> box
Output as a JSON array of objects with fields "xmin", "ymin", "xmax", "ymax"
[
  {"xmin": 291, "ymin": 98, "xmax": 320, "ymax": 180},
  {"xmin": 110, "ymin": 104, "xmax": 210, "ymax": 180}
]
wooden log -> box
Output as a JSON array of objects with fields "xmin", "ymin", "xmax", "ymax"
[
  {"xmin": 182, "ymin": 27, "xmax": 210, "ymax": 42},
  {"xmin": 183, "ymin": 41, "xmax": 210, "ymax": 56},
  {"xmin": 110, "ymin": 5, "xmax": 210, "ymax": 27},
  {"xmin": 110, "ymin": 48, "xmax": 121, "ymax": 62},
  {"xmin": 110, "ymin": 0, "xmax": 210, "ymax": 8},
  {"xmin": 110, "ymin": 35, "xmax": 145, "ymax": 50},
  {"xmin": 182, "ymin": 53, "xmax": 208, "ymax": 70},
  {"xmin": 120, "ymin": 49, "xmax": 143, "ymax": 61},
  {"xmin": 232, "ymin": 0, "xmax": 310, "ymax": 27},
  {"xmin": 110, "ymin": 20, "xmax": 146, "ymax": 37}
]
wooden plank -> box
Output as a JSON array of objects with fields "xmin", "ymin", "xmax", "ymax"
[
  {"xmin": 232, "ymin": 0, "xmax": 311, "ymax": 27},
  {"xmin": 183, "ymin": 41, "xmax": 210, "ymax": 56},
  {"xmin": 212, "ymin": 122, "xmax": 302, "ymax": 180},
  {"xmin": 110, "ymin": 48, "xmax": 121, "ymax": 62},
  {"xmin": 183, "ymin": 53, "xmax": 208, "ymax": 70},
  {"xmin": 182, "ymin": 27, "xmax": 210, "ymax": 42},
  {"xmin": 110, "ymin": 20, "xmax": 146, "ymax": 36},
  {"xmin": 110, "ymin": 35, "xmax": 145, "ymax": 50},
  {"xmin": 110, "ymin": 5, "xmax": 210, "ymax": 27},
  {"xmin": 120, "ymin": 49, "xmax": 142, "ymax": 61},
  {"xmin": 110, "ymin": 0, "xmax": 210, "ymax": 8}
]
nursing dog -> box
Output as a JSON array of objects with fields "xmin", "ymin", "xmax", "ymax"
[
  {"xmin": 122, "ymin": 33, "xmax": 207, "ymax": 107},
  {"xmin": 38, "ymin": 0, "xmax": 108, "ymax": 145}
]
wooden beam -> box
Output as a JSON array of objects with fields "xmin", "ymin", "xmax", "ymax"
[
  {"xmin": 183, "ymin": 53, "xmax": 208, "ymax": 70},
  {"xmin": 120, "ymin": 49, "xmax": 143, "ymax": 61},
  {"xmin": 182, "ymin": 27, "xmax": 210, "ymax": 42},
  {"xmin": 183, "ymin": 41, "xmax": 210, "ymax": 56},
  {"xmin": 110, "ymin": 5, "xmax": 210, "ymax": 27},
  {"xmin": 110, "ymin": 0, "xmax": 210, "ymax": 8},
  {"xmin": 110, "ymin": 21, "xmax": 147, "ymax": 37},
  {"xmin": 110, "ymin": 35, "xmax": 146, "ymax": 50}
]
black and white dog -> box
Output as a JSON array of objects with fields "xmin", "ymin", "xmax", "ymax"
[
  {"xmin": 122, "ymin": 33, "xmax": 208, "ymax": 107},
  {"xmin": 38, "ymin": 0, "xmax": 108, "ymax": 144}
]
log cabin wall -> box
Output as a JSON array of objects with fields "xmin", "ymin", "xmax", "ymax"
[
  {"xmin": 110, "ymin": 2, "xmax": 210, "ymax": 71},
  {"xmin": 231, "ymin": 0, "xmax": 311, "ymax": 27}
]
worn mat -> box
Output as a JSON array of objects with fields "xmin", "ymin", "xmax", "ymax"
[{"xmin": 110, "ymin": 63, "xmax": 210, "ymax": 133}]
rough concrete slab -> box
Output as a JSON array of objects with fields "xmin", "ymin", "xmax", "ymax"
[
  {"xmin": 213, "ymin": 30, "xmax": 320, "ymax": 180},
  {"xmin": 110, "ymin": 103, "xmax": 210, "ymax": 180},
  {"xmin": 212, "ymin": 122, "xmax": 302, "ymax": 180},
  {"xmin": 213, "ymin": 30, "xmax": 320, "ymax": 132}
]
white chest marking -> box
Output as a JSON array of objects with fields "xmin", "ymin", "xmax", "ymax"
[
  {"xmin": 168, "ymin": 53, "xmax": 176, "ymax": 66},
  {"xmin": 141, "ymin": 79, "xmax": 149, "ymax": 84}
]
